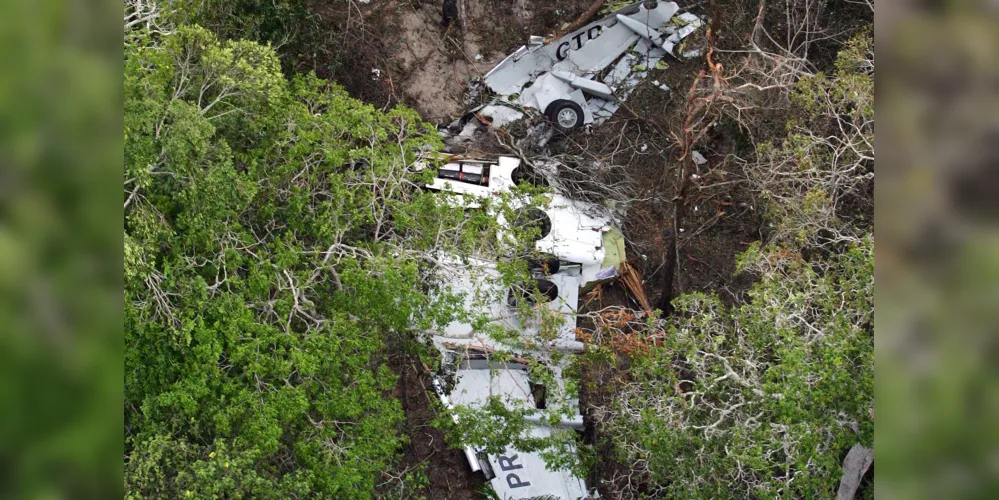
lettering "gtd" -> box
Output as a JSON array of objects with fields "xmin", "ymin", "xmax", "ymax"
[{"xmin": 555, "ymin": 25, "xmax": 604, "ymax": 61}]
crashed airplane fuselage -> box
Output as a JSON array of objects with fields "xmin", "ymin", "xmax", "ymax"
[
  {"xmin": 415, "ymin": 153, "xmax": 629, "ymax": 498},
  {"xmin": 467, "ymin": 1, "xmax": 702, "ymax": 133},
  {"xmin": 415, "ymin": 154, "xmax": 623, "ymax": 287},
  {"xmin": 434, "ymin": 353, "xmax": 588, "ymax": 499},
  {"xmin": 428, "ymin": 257, "xmax": 590, "ymax": 499}
]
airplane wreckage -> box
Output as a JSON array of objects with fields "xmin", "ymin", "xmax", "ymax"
[
  {"xmin": 420, "ymin": 3, "xmax": 705, "ymax": 498},
  {"xmin": 416, "ymin": 154, "xmax": 612, "ymax": 499},
  {"xmin": 446, "ymin": 1, "xmax": 703, "ymax": 141}
]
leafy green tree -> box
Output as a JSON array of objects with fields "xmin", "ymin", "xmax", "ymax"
[
  {"xmin": 124, "ymin": 22, "xmax": 492, "ymax": 498},
  {"xmin": 582, "ymin": 30, "xmax": 875, "ymax": 497},
  {"xmin": 167, "ymin": 0, "xmax": 366, "ymax": 80},
  {"xmin": 592, "ymin": 239, "xmax": 874, "ymax": 498},
  {"xmin": 750, "ymin": 31, "xmax": 874, "ymax": 250}
]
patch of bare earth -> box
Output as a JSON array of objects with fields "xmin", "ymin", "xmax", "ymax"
[
  {"xmin": 384, "ymin": 2, "xmax": 501, "ymax": 121},
  {"xmin": 381, "ymin": 348, "xmax": 485, "ymax": 499},
  {"xmin": 332, "ymin": 0, "xmax": 596, "ymax": 121}
]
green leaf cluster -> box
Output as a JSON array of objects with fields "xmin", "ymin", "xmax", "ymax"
[
  {"xmin": 124, "ymin": 24, "xmax": 491, "ymax": 498},
  {"xmin": 599, "ymin": 240, "xmax": 873, "ymax": 498}
]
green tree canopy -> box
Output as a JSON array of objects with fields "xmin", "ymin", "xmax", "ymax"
[
  {"xmin": 594, "ymin": 239, "xmax": 873, "ymax": 498},
  {"xmin": 124, "ymin": 24, "xmax": 489, "ymax": 498}
]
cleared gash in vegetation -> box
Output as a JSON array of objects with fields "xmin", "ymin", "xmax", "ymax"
[{"xmin": 125, "ymin": 0, "xmax": 873, "ymax": 498}]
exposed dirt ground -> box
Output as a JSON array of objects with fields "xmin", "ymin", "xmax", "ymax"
[
  {"xmin": 383, "ymin": 347, "xmax": 485, "ymax": 499},
  {"xmin": 315, "ymin": 0, "xmax": 595, "ymax": 122},
  {"xmin": 385, "ymin": 2, "xmax": 500, "ymax": 121}
]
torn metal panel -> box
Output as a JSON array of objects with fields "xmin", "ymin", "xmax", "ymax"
[
  {"xmin": 478, "ymin": 2, "xmax": 702, "ymax": 131},
  {"xmin": 532, "ymin": 194, "xmax": 613, "ymax": 287},
  {"xmin": 430, "ymin": 256, "xmax": 583, "ymax": 352},
  {"xmin": 691, "ymin": 150, "xmax": 708, "ymax": 165},
  {"xmin": 418, "ymin": 155, "xmax": 620, "ymax": 288},
  {"xmin": 477, "ymin": 104, "xmax": 526, "ymax": 128},
  {"xmin": 445, "ymin": 362, "xmax": 589, "ymax": 499},
  {"xmin": 663, "ymin": 12, "xmax": 703, "ymax": 54}
]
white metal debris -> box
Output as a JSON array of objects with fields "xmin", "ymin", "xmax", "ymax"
[
  {"xmin": 429, "ymin": 256, "xmax": 583, "ymax": 352},
  {"xmin": 415, "ymin": 153, "xmax": 627, "ymax": 498},
  {"xmin": 692, "ymin": 150, "xmax": 707, "ymax": 165},
  {"xmin": 424, "ymin": 256, "xmax": 590, "ymax": 499},
  {"xmin": 526, "ymin": 194, "xmax": 612, "ymax": 286},
  {"xmin": 415, "ymin": 155, "xmax": 617, "ymax": 287},
  {"xmin": 475, "ymin": 2, "xmax": 702, "ymax": 131},
  {"xmin": 443, "ymin": 360, "xmax": 588, "ymax": 499}
]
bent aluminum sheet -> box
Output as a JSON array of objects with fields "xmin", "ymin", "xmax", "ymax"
[
  {"xmin": 482, "ymin": 2, "xmax": 701, "ymax": 125},
  {"xmin": 448, "ymin": 366, "xmax": 588, "ymax": 499}
]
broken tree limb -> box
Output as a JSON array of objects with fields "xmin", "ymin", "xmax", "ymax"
[
  {"xmin": 619, "ymin": 261, "xmax": 651, "ymax": 311},
  {"xmin": 554, "ymin": 0, "xmax": 605, "ymax": 38},
  {"xmin": 836, "ymin": 444, "xmax": 873, "ymax": 500}
]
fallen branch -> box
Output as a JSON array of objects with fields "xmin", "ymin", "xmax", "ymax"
[
  {"xmin": 619, "ymin": 261, "xmax": 651, "ymax": 312},
  {"xmin": 554, "ymin": 0, "xmax": 605, "ymax": 38}
]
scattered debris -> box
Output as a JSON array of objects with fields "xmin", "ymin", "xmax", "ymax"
[
  {"xmin": 415, "ymin": 154, "xmax": 621, "ymax": 287},
  {"xmin": 426, "ymin": 253, "xmax": 589, "ymax": 498},
  {"xmin": 517, "ymin": 122, "xmax": 555, "ymax": 150},
  {"xmin": 691, "ymin": 150, "xmax": 707, "ymax": 165},
  {"xmin": 405, "ymin": 5, "xmax": 713, "ymax": 497},
  {"xmin": 415, "ymin": 153, "xmax": 636, "ymax": 498},
  {"xmin": 444, "ymin": 1, "xmax": 703, "ymax": 139}
]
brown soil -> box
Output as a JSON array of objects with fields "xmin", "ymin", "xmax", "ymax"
[
  {"xmin": 328, "ymin": 0, "xmax": 597, "ymax": 122},
  {"xmin": 295, "ymin": 0, "xmax": 594, "ymax": 118},
  {"xmin": 385, "ymin": 2, "xmax": 502, "ymax": 121},
  {"xmin": 382, "ymin": 347, "xmax": 486, "ymax": 499}
]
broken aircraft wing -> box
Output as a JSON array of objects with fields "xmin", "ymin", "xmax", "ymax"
[
  {"xmin": 476, "ymin": 2, "xmax": 703, "ymax": 131},
  {"xmin": 435, "ymin": 354, "xmax": 589, "ymax": 499}
]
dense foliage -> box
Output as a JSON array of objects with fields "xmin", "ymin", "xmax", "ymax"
[
  {"xmin": 752, "ymin": 32, "xmax": 874, "ymax": 250},
  {"xmin": 594, "ymin": 239, "xmax": 873, "ymax": 497},
  {"xmin": 588, "ymin": 31, "xmax": 875, "ymax": 497},
  {"xmin": 123, "ymin": 23, "xmax": 492, "ymax": 497}
]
